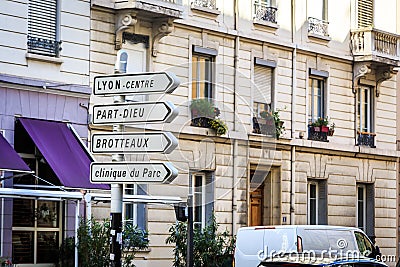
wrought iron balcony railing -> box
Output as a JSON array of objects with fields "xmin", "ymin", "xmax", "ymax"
[
  {"xmin": 357, "ymin": 131, "xmax": 376, "ymax": 148},
  {"xmin": 192, "ymin": 0, "xmax": 217, "ymax": 10},
  {"xmin": 254, "ymin": 4, "xmax": 277, "ymax": 24},
  {"xmin": 350, "ymin": 28, "xmax": 400, "ymax": 63},
  {"xmin": 308, "ymin": 17, "xmax": 329, "ymax": 37},
  {"xmin": 27, "ymin": 36, "xmax": 62, "ymax": 57},
  {"xmin": 308, "ymin": 125, "xmax": 329, "ymax": 142}
]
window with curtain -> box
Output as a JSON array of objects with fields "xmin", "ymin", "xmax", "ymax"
[
  {"xmin": 357, "ymin": 86, "xmax": 373, "ymax": 133},
  {"xmin": 357, "ymin": 0, "xmax": 373, "ymax": 28},
  {"xmin": 307, "ymin": 180, "xmax": 327, "ymax": 225},
  {"xmin": 27, "ymin": 0, "xmax": 61, "ymax": 57},
  {"xmin": 192, "ymin": 54, "xmax": 213, "ymax": 99},
  {"xmin": 308, "ymin": 77, "xmax": 325, "ymax": 123}
]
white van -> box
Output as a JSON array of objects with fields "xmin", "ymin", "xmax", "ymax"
[{"xmin": 234, "ymin": 225, "xmax": 380, "ymax": 267}]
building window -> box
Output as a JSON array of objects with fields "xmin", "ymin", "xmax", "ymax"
[
  {"xmin": 253, "ymin": 0, "xmax": 277, "ymax": 23},
  {"xmin": 308, "ymin": 77, "xmax": 325, "ymax": 123},
  {"xmin": 191, "ymin": 172, "xmax": 214, "ymax": 229},
  {"xmin": 254, "ymin": 65, "xmax": 273, "ymax": 115},
  {"xmin": 192, "ymin": 54, "xmax": 214, "ymax": 99},
  {"xmin": 27, "ymin": 0, "xmax": 61, "ymax": 57},
  {"xmin": 357, "ymin": 86, "xmax": 373, "ymax": 133},
  {"xmin": 307, "ymin": 0, "xmax": 329, "ymax": 36},
  {"xmin": 356, "ymin": 184, "xmax": 375, "ymax": 237},
  {"xmin": 307, "ymin": 180, "xmax": 327, "ymax": 225},
  {"xmin": 357, "ymin": 0, "xmax": 373, "ymax": 28},
  {"xmin": 252, "ymin": 60, "xmax": 276, "ymax": 135},
  {"xmin": 12, "ymin": 199, "xmax": 61, "ymax": 264},
  {"xmin": 124, "ymin": 184, "xmax": 147, "ymax": 229}
]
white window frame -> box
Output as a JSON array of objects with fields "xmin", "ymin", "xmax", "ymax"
[
  {"xmin": 357, "ymin": 86, "xmax": 374, "ymax": 133},
  {"xmin": 357, "ymin": 184, "xmax": 367, "ymax": 232},
  {"xmin": 307, "ymin": 181, "xmax": 319, "ymax": 225},
  {"xmin": 191, "ymin": 53, "xmax": 214, "ymax": 100},
  {"xmin": 308, "ymin": 77, "xmax": 326, "ymax": 123},
  {"xmin": 124, "ymin": 184, "xmax": 138, "ymax": 225},
  {"xmin": 192, "ymin": 173, "xmax": 206, "ymax": 228}
]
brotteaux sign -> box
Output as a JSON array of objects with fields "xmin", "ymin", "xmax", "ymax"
[{"xmin": 91, "ymin": 132, "xmax": 178, "ymax": 154}]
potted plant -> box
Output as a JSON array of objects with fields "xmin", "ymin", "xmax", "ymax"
[
  {"xmin": 190, "ymin": 99, "xmax": 228, "ymax": 135},
  {"xmin": 209, "ymin": 118, "xmax": 228, "ymax": 136},
  {"xmin": 190, "ymin": 99, "xmax": 217, "ymax": 128}
]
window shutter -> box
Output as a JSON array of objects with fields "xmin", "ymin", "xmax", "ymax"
[
  {"xmin": 137, "ymin": 184, "xmax": 147, "ymax": 230},
  {"xmin": 205, "ymin": 172, "xmax": 214, "ymax": 225},
  {"xmin": 318, "ymin": 180, "xmax": 327, "ymax": 225},
  {"xmin": 366, "ymin": 184, "xmax": 375, "ymax": 237},
  {"xmin": 254, "ymin": 65, "xmax": 272, "ymax": 105},
  {"xmin": 28, "ymin": 0, "xmax": 59, "ymax": 56},
  {"xmin": 357, "ymin": 0, "xmax": 373, "ymax": 28}
]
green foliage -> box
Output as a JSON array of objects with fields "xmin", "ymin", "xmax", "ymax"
[
  {"xmin": 166, "ymin": 216, "xmax": 235, "ymax": 267},
  {"xmin": 77, "ymin": 218, "xmax": 110, "ymax": 267},
  {"xmin": 122, "ymin": 224, "xmax": 149, "ymax": 267},
  {"xmin": 190, "ymin": 99, "xmax": 217, "ymax": 118},
  {"xmin": 209, "ymin": 118, "xmax": 228, "ymax": 136},
  {"xmin": 310, "ymin": 117, "xmax": 329, "ymax": 127},
  {"xmin": 271, "ymin": 110, "xmax": 285, "ymax": 139},
  {"xmin": 73, "ymin": 218, "xmax": 149, "ymax": 267},
  {"xmin": 190, "ymin": 99, "xmax": 228, "ymax": 135}
]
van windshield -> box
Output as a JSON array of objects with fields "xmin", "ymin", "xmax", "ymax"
[{"xmin": 298, "ymin": 229, "xmax": 357, "ymax": 256}]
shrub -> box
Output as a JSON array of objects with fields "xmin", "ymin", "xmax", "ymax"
[
  {"xmin": 66, "ymin": 218, "xmax": 149, "ymax": 267},
  {"xmin": 166, "ymin": 216, "xmax": 235, "ymax": 267}
]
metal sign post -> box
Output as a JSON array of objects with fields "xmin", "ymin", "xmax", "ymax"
[{"xmin": 110, "ymin": 94, "xmax": 124, "ymax": 267}]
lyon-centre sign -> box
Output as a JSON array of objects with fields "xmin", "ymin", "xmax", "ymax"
[{"xmin": 93, "ymin": 71, "xmax": 180, "ymax": 95}]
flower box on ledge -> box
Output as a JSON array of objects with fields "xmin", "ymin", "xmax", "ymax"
[
  {"xmin": 357, "ymin": 131, "xmax": 376, "ymax": 148},
  {"xmin": 190, "ymin": 99, "xmax": 227, "ymax": 136},
  {"xmin": 308, "ymin": 125, "xmax": 329, "ymax": 142}
]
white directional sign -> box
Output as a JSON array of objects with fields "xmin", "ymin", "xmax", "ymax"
[
  {"xmin": 92, "ymin": 101, "xmax": 178, "ymax": 125},
  {"xmin": 94, "ymin": 71, "xmax": 180, "ymax": 95},
  {"xmin": 91, "ymin": 132, "xmax": 178, "ymax": 154},
  {"xmin": 90, "ymin": 162, "xmax": 178, "ymax": 184}
]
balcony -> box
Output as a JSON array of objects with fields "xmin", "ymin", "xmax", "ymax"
[
  {"xmin": 94, "ymin": 0, "xmax": 183, "ymax": 19},
  {"xmin": 253, "ymin": 3, "xmax": 278, "ymax": 24},
  {"xmin": 350, "ymin": 28, "xmax": 400, "ymax": 66},
  {"xmin": 357, "ymin": 131, "xmax": 376, "ymax": 148},
  {"xmin": 191, "ymin": 0, "xmax": 217, "ymax": 10},
  {"xmin": 27, "ymin": 36, "xmax": 62, "ymax": 57},
  {"xmin": 308, "ymin": 17, "xmax": 329, "ymax": 38}
]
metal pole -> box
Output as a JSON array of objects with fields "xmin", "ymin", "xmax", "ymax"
[
  {"xmin": 186, "ymin": 194, "xmax": 194, "ymax": 267},
  {"xmin": 110, "ymin": 95, "xmax": 125, "ymax": 267}
]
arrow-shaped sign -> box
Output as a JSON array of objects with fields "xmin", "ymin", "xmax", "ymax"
[
  {"xmin": 93, "ymin": 71, "xmax": 180, "ymax": 95},
  {"xmin": 90, "ymin": 162, "xmax": 178, "ymax": 184},
  {"xmin": 92, "ymin": 101, "xmax": 179, "ymax": 125},
  {"xmin": 91, "ymin": 132, "xmax": 178, "ymax": 154}
]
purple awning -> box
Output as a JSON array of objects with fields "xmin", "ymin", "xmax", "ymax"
[
  {"xmin": 18, "ymin": 118, "xmax": 108, "ymax": 190},
  {"xmin": 0, "ymin": 134, "xmax": 31, "ymax": 173}
]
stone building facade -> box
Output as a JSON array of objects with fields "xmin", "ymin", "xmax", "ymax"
[{"xmin": 87, "ymin": 0, "xmax": 400, "ymax": 266}]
